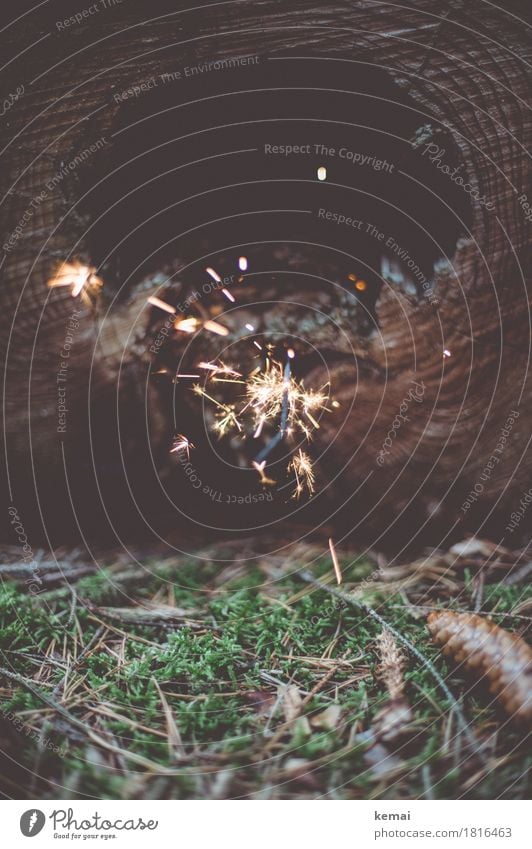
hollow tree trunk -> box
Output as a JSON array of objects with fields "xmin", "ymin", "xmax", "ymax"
[{"xmin": 1, "ymin": 0, "xmax": 531, "ymax": 547}]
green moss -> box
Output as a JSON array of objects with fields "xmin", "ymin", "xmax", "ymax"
[{"xmin": 1, "ymin": 560, "xmax": 530, "ymax": 800}]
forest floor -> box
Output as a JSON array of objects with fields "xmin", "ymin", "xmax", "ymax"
[{"xmin": 0, "ymin": 538, "xmax": 530, "ymax": 799}]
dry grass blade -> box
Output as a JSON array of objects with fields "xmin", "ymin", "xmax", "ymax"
[{"xmin": 152, "ymin": 678, "xmax": 186, "ymax": 759}]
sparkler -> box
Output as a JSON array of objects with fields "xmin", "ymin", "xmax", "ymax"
[
  {"xmin": 155, "ymin": 255, "xmax": 333, "ymax": 499},
  {"xmin": 190, "ymin": 346, "xmax": 330, "ymax": 497}
]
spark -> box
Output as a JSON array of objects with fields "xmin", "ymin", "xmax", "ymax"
[
  {"xmin": 175, "ymin": 317, "xmax": 199, "ymax": 333},
  {"xmin": 328, "ymin": 537, "xmax": 342, "ymax": 585},
  {"xmin": 147, "ymin": 295, "xmax": 176, "ymax": 314},
  {"xmin": 198, "ymin": 361, "xmax": 241, "ymax": 378},
  {"xmin": 175, "ymin": 318, "xmax": 230, "ymax": 336},
  {"xmin": 304, "ymin": 409, "xmax": 320, "ymax": 429},
  {"xmin": 443, "ymin": 348, "xmax": 452, "ymax": 358},
  {"xmin": 252, "ymin": 460, "xmax": 276, "ymax": 486},
  {"xmin": 253, "ymin": 415, "xmax": 266, "ymax": 438},
  {"xmin": 253, "ymin": 340, "xmax": 263, "ymax": 350},
  {"xmin": 192, "ymin": 384, "xmax": 225, "ymax": 409},
  {"xmin": 47, "ymin": 261, "xmax": 102, "ymax": 300},
  {"xmin": 215, "ymin": 406, "xmax": 242, "ymax": 435},
  {"xmin": 221, "ymin": 287, "xmax": 235, "ymax": 302},
  {"xmin": 288, "ymin": 449, "xmax": 315, "ymax": 499},
  {"xmin": 245, "ymin": 323, "xmax": 255, "ymax": 332},
  {"xmin": 174, "ymin": 373, "xmax": 200, "ymax": 379},
  {"xmin": 204, "ymin": 319, "xmax": 229, "ymax": 336},
  {"xmin": 170, "ymin": 434, "xmax": 194, "ymax": 459},
  {"xmin": 317, "ymin": 166, "xmax": 327, "ymax": 181},
  {"xmin": 206, "ymin": 266, "xmax": 221, "ymax": 282},
  {"xmin": 238, "ymin": 256, "xmax": 248, "ymax": 271}
]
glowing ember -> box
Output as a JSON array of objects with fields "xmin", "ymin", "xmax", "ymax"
[
  {"xmin": 238, "ymin": 256, "xmax": 248, "ymax": 271},
  {"xmin": 47, "ymin": 261, "xmax": 102, "ymax": 300},
  {"xmin": 317, "ymin": 166, "xmax": 327, "ymax": 181}
]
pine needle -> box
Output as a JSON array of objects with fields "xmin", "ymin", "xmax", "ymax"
[{"xmin": 297, "ymin": 570, "xmax": 488, "ymax": 763}]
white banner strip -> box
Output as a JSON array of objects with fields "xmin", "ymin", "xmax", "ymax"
[{"xmin": 2, "ymin": 799, "xmax": 529, "ymax": 848}]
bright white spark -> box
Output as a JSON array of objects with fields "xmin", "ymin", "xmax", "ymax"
[
  {"xmin": 198, "ymin": 361, "xmax": 242, "ymax": 378},
  {"xmin": 238, "ymin": 256, "xmax": 248, "ymax": 271},
  {"xmin": 206, "ymin": 266, "xmax": 221, "ymax": 282},
  {"xmin": 147, "ymin": 295, "xmax": 176, "ymax": 314},
  {"xmin": 222, "ymin": 288, "xmax": 235, "ymax": 302},
  {"xmin": 317, "ymin": 166, "xmax": 327, "ymax": 181},
  {"xmin": 175, "ymin": 317, "xmax": 199, "ymax": 333},
  {"xmin": 245, "ymin": 323, "xmax": 255, "ymax": 332},
  {"xmin": 443, "ymin": 348, "xmax": 451, "ymax": 358},
  {"xmin": 170, "ymin": 434, "xmax": 194, "ymax": 459},
  {"xmin": 253, "ymin": 415, "xmax": 266, "ymax": 439}
]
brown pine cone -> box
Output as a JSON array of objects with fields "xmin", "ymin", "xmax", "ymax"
[{"xmin": 427, "ymin": 611, "xmax": 532, "ymax": 726}]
